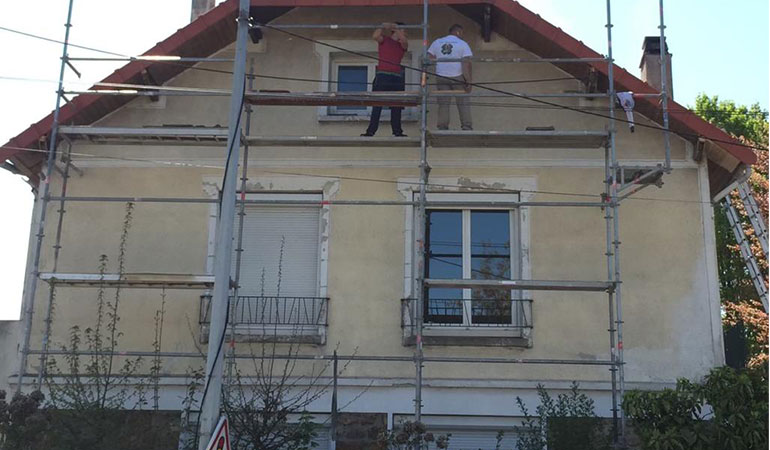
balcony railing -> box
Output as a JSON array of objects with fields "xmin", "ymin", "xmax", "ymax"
[
  {"xmin": 401, "ymin": 298, "xmax": 533, "ymax": 347},
  {"xmin": 200, "ymin": 295, "xmax": 329, "ymax": 328}
]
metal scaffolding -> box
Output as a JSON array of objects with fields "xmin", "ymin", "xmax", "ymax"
[{"xmin": 12, "ymin": 0, "xmax": 681, "ymax": 448}]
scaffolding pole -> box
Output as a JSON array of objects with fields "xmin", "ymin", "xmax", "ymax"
[
  {"xmin": 413, "ymin": 0, "xmax": 429, "ymax": 425},
  {"xmin": 658, "ymin": 0, "xmax": 672, "ymax": 171},
  {"xmin": 196, "ymin": 0, "xmax": 250, "ymax": 447},
  {"xmin": 47, "ymin": 197, "xmax": 609, "ymax": 207},
  {"xmin": 16, "ymin": 0, "xmax": 75, "ymax": 394},
  {"xmin": 604, "ymin": 144, "xmax": 619, "ymax": 443},
  {"xmin": 24, "ymin": 349, "xmax": 616, "ymax": 366},
  {"xmin": 36, "ymin": 143, "xmax": 74, "ymax": 387},
  {"xmin": 226, "ymin": 59, "xmax": 255, "ymax": 386},
  {"xmin": 605, "ymin": 0, "xmax": 626, "ymax": 441}
]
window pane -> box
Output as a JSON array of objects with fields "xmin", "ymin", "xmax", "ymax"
[
  {"xmin": 427, "ymin": 210, "xmax": 462, "ymax": 256},
  {"xmin": 336, "ymin": 65, "xmax": 368, "ymax": 111},
  {"xmin": 471, "ymin": 211, "xmax": 510, "ymax": 256},
  {"xmin": 470, "ymin": 211, "xmax": 512, "ymax": 324},
  {"xmin": 426, "ymin": 210, "xmax": 462, "ymax": 323}
]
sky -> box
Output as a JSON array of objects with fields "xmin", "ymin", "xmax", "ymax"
[{"xmin": 0, "ymin": 0, "xmax": 768, "ymax": 319}]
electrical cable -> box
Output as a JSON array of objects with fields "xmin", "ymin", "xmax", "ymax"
[
  {"xmin": 197, "ymin": 88, "xmax": 246, "ymax": 417},
  {"xmin": 0, "ymin": 145, "xmax": 746, "ymax": 206},
  {"xmin": 1, "ymin": 24, "xmax": 767, "ymax": 128},
  {"xmin": 3, "ymin": 25, "xmax": 767, "ymax": 119},
  {"xmin": 256, "ymin": 23, "xmax": 770, "ymax": 152}
]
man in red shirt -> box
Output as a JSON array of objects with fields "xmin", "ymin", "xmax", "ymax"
[{"xmin": 362, "ymin": 22, "xmax": 408, "ymax": 137}]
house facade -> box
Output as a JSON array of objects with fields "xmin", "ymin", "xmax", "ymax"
[{"xmin": 0, "ymin": 1, "xmax": 756, "ymax": 447}]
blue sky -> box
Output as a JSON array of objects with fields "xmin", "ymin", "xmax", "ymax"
[{"xmin": 0, "ymin": 0, "xmax": 768, "ymax": 319}]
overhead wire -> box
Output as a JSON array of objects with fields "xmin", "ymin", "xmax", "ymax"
[
  {"xmin": 1, "ymin": 145, "xmax": 738, "ymax": 206},
  {"xmin": 255, "ymin": 23, "xmax": 770, "ymax": 152},
  {"xmin": 1, "ymin": 23, "xmax": 768, "ymax": 126}
]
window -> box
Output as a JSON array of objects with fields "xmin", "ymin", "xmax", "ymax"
[
  {"xmin": 425, "ymin": 208, "xmax": 522, "ymax": 327},
  {"xmin": 329, "ymin": 59, "xmax": 376, "ymax": 116},
  {"xmin": 334, "ymin": 64, "xmax": 371, "ymax": 114},
  {"xmin": 234, "ymin": 194, "xmax": 321, "ymax": 297},
  {"xmin": 201, "ymin": 193, "xmax": 328, "ymax": 343},
  {"xmin": 327, "ymin": 54, "xmax": 415, "ymax": 118}
]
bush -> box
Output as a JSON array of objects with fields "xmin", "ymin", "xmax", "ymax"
[{"xmin": 623, "ymin": 366, "xmax": 768, "ymax": 450}]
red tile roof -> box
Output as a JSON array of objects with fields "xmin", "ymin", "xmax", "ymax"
[{"xmin": 2, "ymin": 0, "xmax": 755, "ymax": 188}]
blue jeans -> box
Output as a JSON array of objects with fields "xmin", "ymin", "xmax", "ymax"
[{"xmin": 365, "ymin": 72, "xmax": 405, "ymax": 135}]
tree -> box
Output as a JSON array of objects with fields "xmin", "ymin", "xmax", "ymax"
[
  {"xmin": 693, "ymin": 94, "xmax": 769, "ymax": 368},
  {"xmin": 623, "ymin": 365, "xmax": 768, "ymax": 450}
]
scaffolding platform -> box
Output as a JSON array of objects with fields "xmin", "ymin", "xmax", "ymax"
[
  {"xmin": 60, "ymin": 126, "xmax": 607, "ymax": 149},
  {"xmin": 424, "ymin": 279, "xmax": 615, "ymax": 292},
  {"xmin": 59, "ymin": 126, "xmax": 229, "ymax": 145},
  {"xmin": 245, "ymin": 135, "xmax": 420, "ymax": 147},
  {"xmin": 39, "ymin": 272, "xmax": 215, "ymax": 289},
  {"xmin": 244, "ymin": 90, "xmax": 421, "ymax": 107},
  {"xmin": 429, "ymin": 130, "xmax": 608, "ymax": 148}
]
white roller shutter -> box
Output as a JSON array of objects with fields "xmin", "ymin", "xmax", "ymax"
[
  {"xmin": 430, "ymin": 428, "xmax": 518, "ymax": 450},
  {"xmin": 233, "ymin": 202, "xmax": 321, "ymax": 297}
]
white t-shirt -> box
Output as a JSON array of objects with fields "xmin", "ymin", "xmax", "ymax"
[{"xmin": 427, "ymin": 34, "xmax": 473, "ymax": 77}]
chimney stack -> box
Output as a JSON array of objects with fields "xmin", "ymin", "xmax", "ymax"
[
  {"xmin": 639, "ymin": 36, "xmax": 673, "ymax": 100},
  {"xmin": 191, "ymin": 0, "xmax": 216, "ymax": 22}
]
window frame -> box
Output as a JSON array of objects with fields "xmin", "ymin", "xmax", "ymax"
[
  {"xmin": 328, "ymin": 59, "xmax": 377, "ymax": 116},
  {"xmin": 315, "ymin": 41, "xmax": 420, "ymax": 121},
  {"xmin": 202, "ymin": 176, "xmax": 340, "ymax": 343},
  {"xmin": 422, "ymin": 194, "xmax": 523, "ymax": 328}
]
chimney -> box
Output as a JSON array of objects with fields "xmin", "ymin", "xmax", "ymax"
[
  {"xmin": 639, "ymin": 36, "xmax": 673, "ymax": 100},
  {"xmin": 191, "ymin": 0, "xmax": 216, "ymax": 22}
]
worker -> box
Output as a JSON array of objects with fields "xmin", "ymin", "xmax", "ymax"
[
  {"xmin": 428, "ymin": 24, "xmax": 473, "ymax": 130},
  {"xmin": 361, "ymin": 22, "xmax": 409, "ymax": 137}
]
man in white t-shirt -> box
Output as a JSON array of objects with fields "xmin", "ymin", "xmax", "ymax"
[{"xmin": 428, "ymin": 24, "xmax": 473, "ymax": 130}]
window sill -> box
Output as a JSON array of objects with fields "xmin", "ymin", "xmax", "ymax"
[
  {"xmin": 318, "ymin": 114, "xmax": 420, "ymax": 123},
  {"xmin": 403, "ymin": 327, "xmax": 532, "ymax": 348}
]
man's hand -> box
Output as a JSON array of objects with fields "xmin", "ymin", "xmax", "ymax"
[{"xmin": 464, "ymin": 82, "xmax": 473, "ymax": 93}]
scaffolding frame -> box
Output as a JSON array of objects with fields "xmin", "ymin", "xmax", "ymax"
[{"xmin": 12, "ymin": 1, "xmax": 680, "ymax": 448}]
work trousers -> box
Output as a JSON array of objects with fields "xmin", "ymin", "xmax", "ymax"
[
  {"xmin": 436, "ymin": 75, "xmax": 472, "ymax": 130},
  {"xmin": 365, "ymin": 72, "xmax": 405, "ymax": 135}
]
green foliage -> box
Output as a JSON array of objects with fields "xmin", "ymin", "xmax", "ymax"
[
  {"xmin": 623, "ymin": 366, "xmax": 768, "ymax": 450},
  {"xmin": 0, "ymin": 390, "xmax": 49, "ymax": 450},
  {"xmin": 515, "ymin": 382, "xmax": 610, "ymax": 450},
  {"xmin": 379, "ymin": 420, "xmax": 450, "ymax": 450},
  {"xmin": 693, "ymin": 95, "xmax": 769, "ymax": 146}
]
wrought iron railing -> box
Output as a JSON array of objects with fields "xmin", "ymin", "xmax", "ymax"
[
  {"xmin": 401, "ymin": 298, "xmax": 532, "ymax": 330},
  {"xmin": 200, "ymin": 295, "xmax": 329, "ymax": 328}
]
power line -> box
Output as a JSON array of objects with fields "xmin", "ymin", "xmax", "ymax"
[
  {"xmin": 1, "ymin": 22, "xmax": 766, "ymax": 151},
  {"xmin": 1, "ymin": 145, "xmax": 743, "ymax": 206},
  {"xmin": 0, "ymin": 25, "xmax": 126, "ymax": 57},
  {"xmin": 3, "ymin": 74, "xmax": 769, "ymax": 122},
  {"xmin": 258, "ymin": 23, "xmax": 769, "ymax": 152}
]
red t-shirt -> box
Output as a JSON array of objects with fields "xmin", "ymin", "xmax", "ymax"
[{"xmin": 377, "ymin": 36, "xmax": 406, "ymax": 74}]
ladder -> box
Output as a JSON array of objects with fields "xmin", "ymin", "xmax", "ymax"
[{"xmin": 723, "ymin": 180, "xmax": 769, "ymax": 311}]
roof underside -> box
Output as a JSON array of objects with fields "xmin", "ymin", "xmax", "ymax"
[{"xmin": 1, "ymin": 0, "xmax": 755, "ymax": 193}]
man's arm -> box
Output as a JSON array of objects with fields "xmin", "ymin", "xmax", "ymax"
[
  {"xmin": 373, "ymin": 22, "xmax": 395, "ymax": 43},
  {"xmin": 394, "ymin": 28, "xmax": 408, "ymax": 50},
  {"xmin": 462, "ymin": 58, "xmax": 472, "ymax": 92}
]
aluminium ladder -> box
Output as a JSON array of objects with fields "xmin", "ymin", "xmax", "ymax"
[{"xmin": 723, "ymin": 181, "xmax": 769, "ymax": 311}]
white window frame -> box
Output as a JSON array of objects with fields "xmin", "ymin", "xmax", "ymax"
[
  {"xmin": 398, "ymin": 177, "xmax": 535, "ymax": 340},
  {"xmin": 423, "ymin": 199, "xmax": 522, "ymax": 327},
  {"xmin": 328, "ymin": 58, "xmax": 377, "ymax": 116}
]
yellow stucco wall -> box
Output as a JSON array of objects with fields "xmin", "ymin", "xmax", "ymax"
[{"xmin": 24, "ymin": 6, "xmax": 720, "ymax": 389}]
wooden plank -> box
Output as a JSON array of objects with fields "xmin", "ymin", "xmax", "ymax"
[
  {"xmin": 244, "ymin": 90, "xmax": 421, "ymax": 107},
  {"xmin": 245, "ymin": 135, "xmax": 420, "ymax": 147},
  {"xmin": 429, "ymin": 130, "xmax": 608, "ymax": 148}
]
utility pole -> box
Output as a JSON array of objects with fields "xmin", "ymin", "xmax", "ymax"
[{"xmin": 197, "ymin": 0, "xmax": 250, "ymax": 447}]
